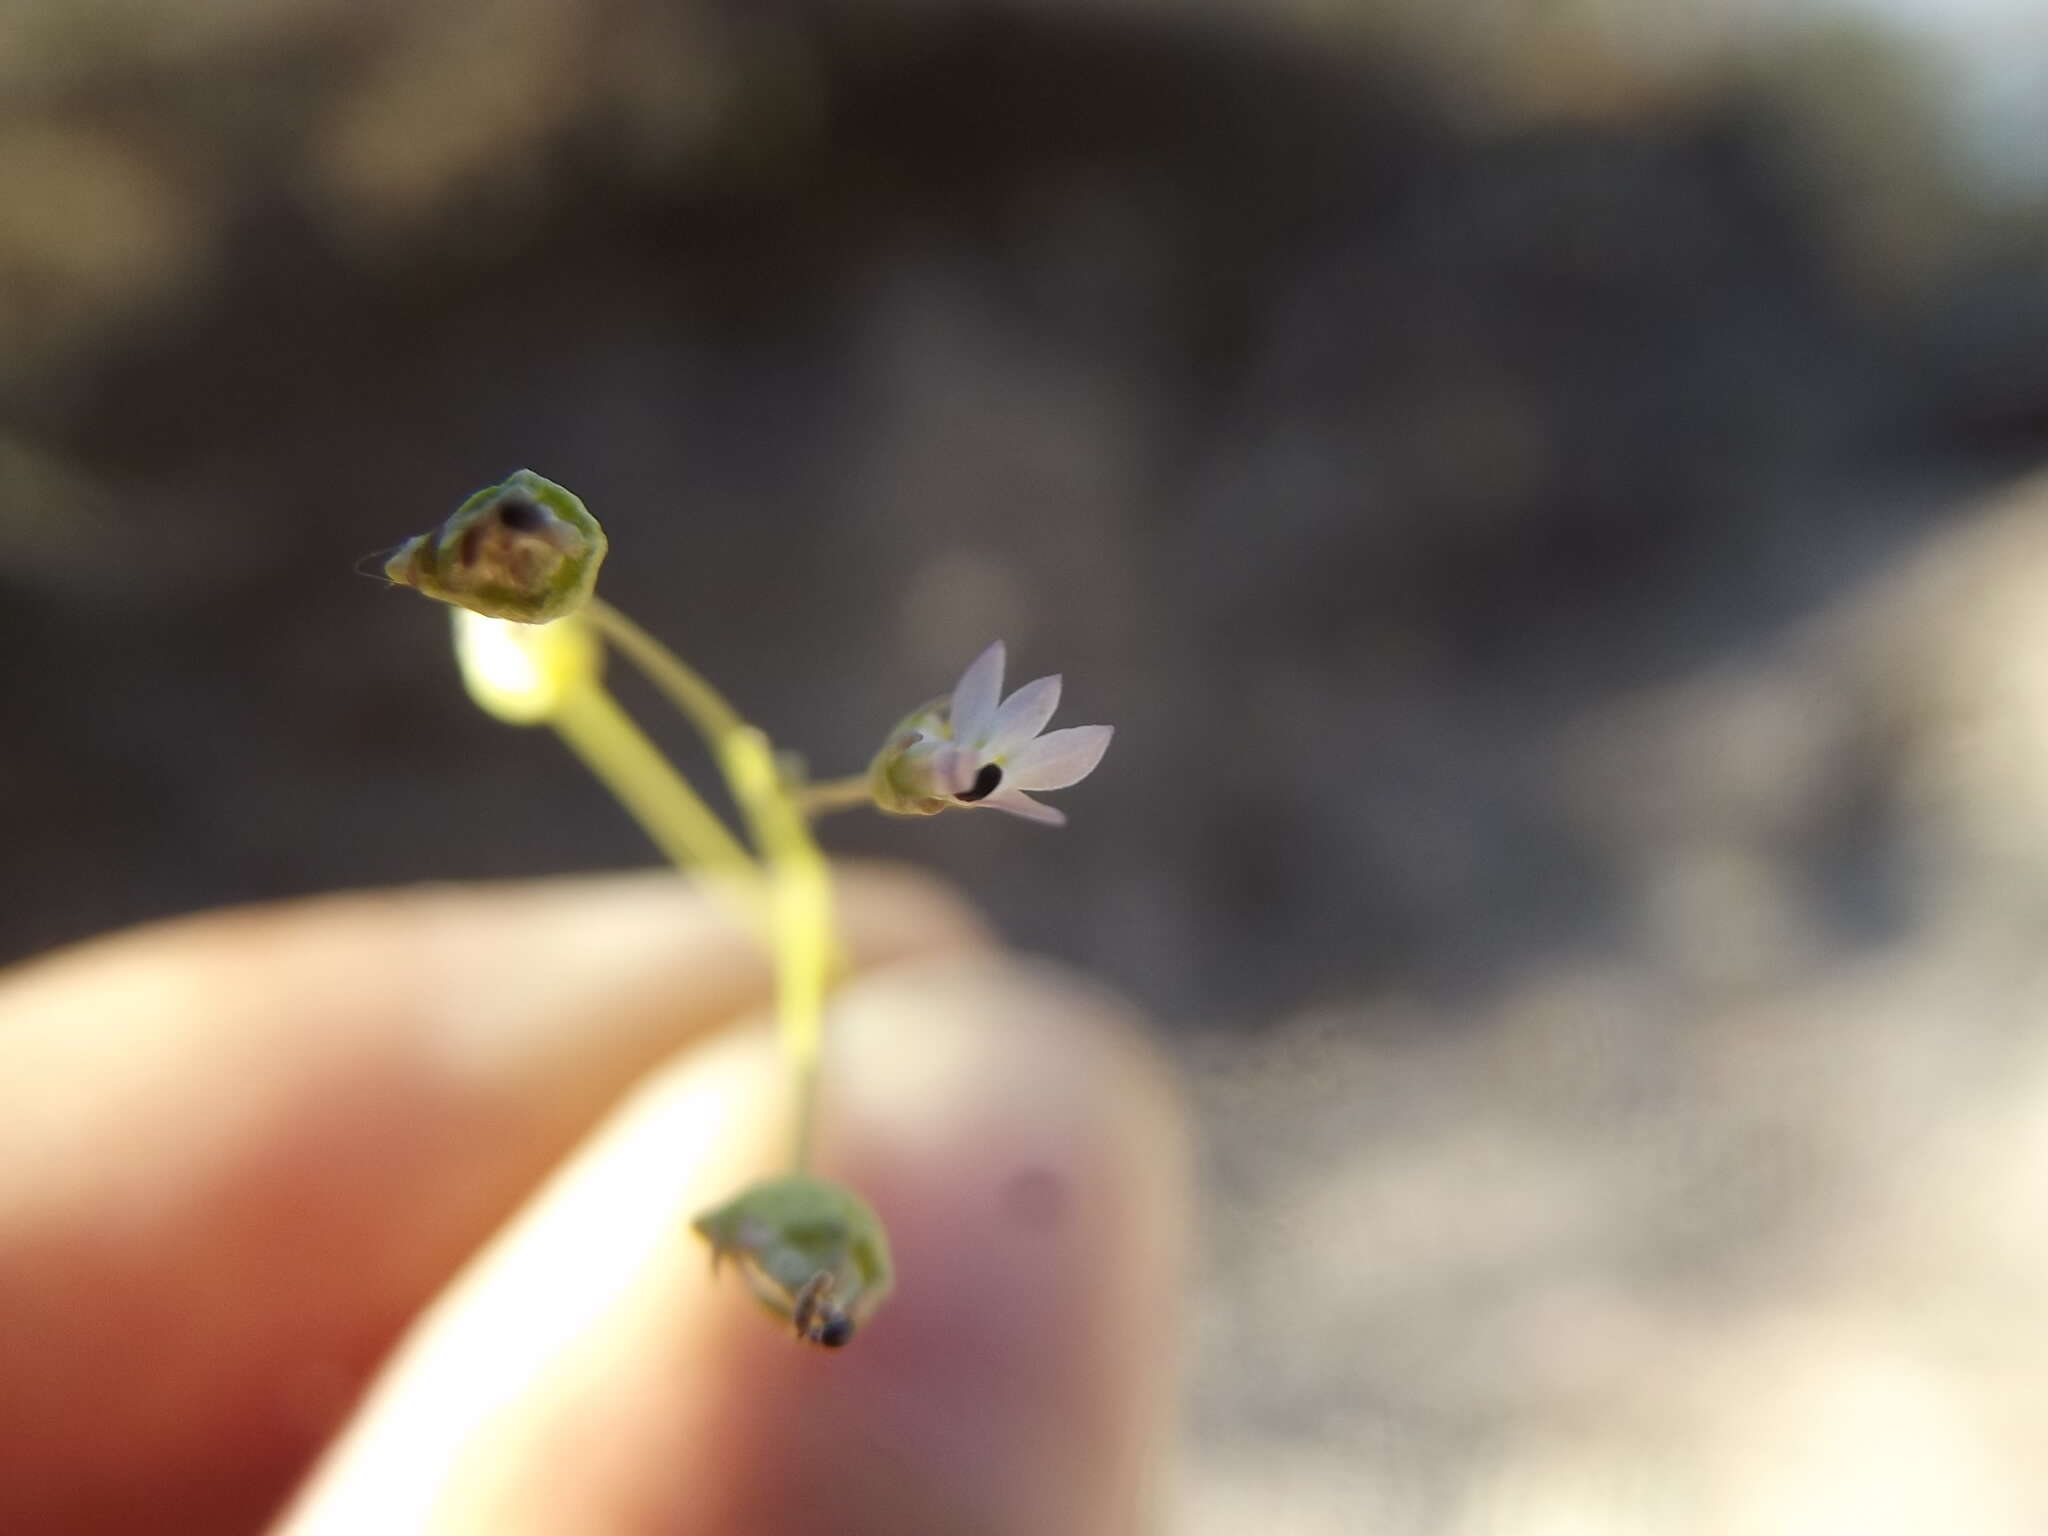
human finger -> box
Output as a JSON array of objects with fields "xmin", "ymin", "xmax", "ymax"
[
  {"xmin": 0, "ymin": 867, "xmax": 986, "ymax": 1535},
  {"xmin": 276, "ymin": 954, "xmax": 1188, "ymax": 1535}
]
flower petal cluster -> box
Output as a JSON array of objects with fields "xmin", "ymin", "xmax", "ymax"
[{"xmin": 868, "ymin": 641, "xmax": 1112, "ymax": 826}]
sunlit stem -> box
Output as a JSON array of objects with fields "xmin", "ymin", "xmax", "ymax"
[
  {"xmin": 725, "ymin": 726, "xmax": 835, "ymax": 1173},
  {"xmin": 586, "ymin": 600, "xmax": 747, "ymax": 742},
  {"xmin": 549, "ymin": 685, "xmax": 764, "ymax": 922},
  {"xmin": 586, "ymin": 598, "xmax": 837, "ymax": 1173},
  {"xmin": 800, "ymin": 776, "xmax": 874, "ymax": 818}
]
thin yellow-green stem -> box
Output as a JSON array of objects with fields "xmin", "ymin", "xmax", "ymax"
[
  {"xmin": 585, "ymin": 598, "xmax": 838, "ymax": 1173},
  {"xmin": 721, "ymin": 724, "xmax": 835, "ymax": 1172},
  {"xmin": 586, "ymin": 599, "xmax": 745, "ymax": 742},
  {"xmin": 549, "ymin": 683, "xmax": 764, "ymax": 923},
  {"xmin": 800, "ymin": 775, "xmax": 874, "ymax": 817}
]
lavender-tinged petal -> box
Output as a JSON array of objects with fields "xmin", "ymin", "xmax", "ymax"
[
  {"xmin": 984, "ymin": 674, "xmax": 1063, "ymax": 758},
  {"xmin": 979, "ymin": 785, "xmax": 1068, "ymax": 826},
  {"xmin": 925, "ymin": 741, "xmax": 982, "ymax": 796},
  {"xmin": 1004, "ymin": 724, "xmax": 1113, "ymax": 791},
  {"xmin": 892, "ymin": 738, "xmax": 977, "ymax": 799},
  {"xmin": 948, "ymin": 640, "xmax": 1005, "ymax": 745},
  {"xmin": 917, "ymin": 741, "xmax": 978, "ymax": 798}
]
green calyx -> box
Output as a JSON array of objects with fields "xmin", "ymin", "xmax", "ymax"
[
  {"xmin": 866, "ymin": 699, "xmax": 953, "ymax": 817},
  {"xmin": 692, "ymin": 1174, "xmax": 894, "ymax": 1348}
]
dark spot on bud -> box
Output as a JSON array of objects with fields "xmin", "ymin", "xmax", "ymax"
[
  {"xmin": 495, "ymin": 496, "xmax": 544, "ymax": 532},
  {"xmin": 793, "ymin": 1270, "xmax": 855, "ymax": 1348},
  {"xmin": 956, "ymin": 762, "xmax": 1003, "ymax": 803},
  {"xmin": 456, "ymin": 525, "xmax": 482, "ymax": 566}
]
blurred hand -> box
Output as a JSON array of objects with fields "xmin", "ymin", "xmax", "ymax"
[{"xmin": 0, "ymin": 869, "xmax": 1185, "ymax": 1535}]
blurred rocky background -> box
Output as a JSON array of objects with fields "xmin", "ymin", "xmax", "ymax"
[{"xmin": 6, "ymin": 0, "xmax": 2048, "ymax": 1529}]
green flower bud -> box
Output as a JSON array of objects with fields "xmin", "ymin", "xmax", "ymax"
[
  {"xmin": 692, "ymin": 1175, "xmax": 894, "ymax": 1348},
  {"xmin": 385, "ymin": 469, "xmax": 607, "ymax": 623}
]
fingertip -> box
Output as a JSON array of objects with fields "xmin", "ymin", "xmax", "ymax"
[
  {"xmin": 748, "ymin": 956, "xmax": 1190, "ymax": 1534},
  {"xmin": 274, "ymin": 1027, "xmax": 788, "ymax": 1534},
  {"xmin": 276, "ymin": 956, "xmax": 1187, "ymax": 1536},
  {"xmin": 0, "ymin": 865, "xmax": 988, "ymax": 1536}
]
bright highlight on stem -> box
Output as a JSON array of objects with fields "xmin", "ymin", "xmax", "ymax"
[{"xmin": 451, "ymin": 607, "xmax": 758, "ymax": 910}]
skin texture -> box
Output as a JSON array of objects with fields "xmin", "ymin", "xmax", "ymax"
[{"xmin": 0, "ymin": 867, "xmax": 1186, "ymax": 1535}]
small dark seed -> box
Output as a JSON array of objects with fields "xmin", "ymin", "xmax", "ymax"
[
  {"xmin": 956, "ymin": 762, "xmax": 1003, "ymax": 802},
  {"xmin": 495, "ymin": 496, "xmax": 545, "ymax": 532},
  {"xmin": 816, "ymin": 1315, "xmax": 853, "ymax": 1348}
]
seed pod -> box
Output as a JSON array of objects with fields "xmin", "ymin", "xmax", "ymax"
[
  {"xmin": 692, "ymin": 1175, "xmax": 894, "ymax": 1348},
  {"xmin": 385, "ymin": 469, "xmax": 607, "ymax": 623}
]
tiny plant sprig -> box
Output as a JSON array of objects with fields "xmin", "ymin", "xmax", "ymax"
[{"xmin": 382, "ymin": 470, "xmax": 1112, "ymax": 1348}]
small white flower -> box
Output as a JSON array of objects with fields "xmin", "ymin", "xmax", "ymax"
[{"xmin": 869, "ymin": 641, "xmax": 1113, "ymax": 826}]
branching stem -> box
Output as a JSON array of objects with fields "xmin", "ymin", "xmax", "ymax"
[
  {"xmin": 549, "ymin": 683, "xmax": 761, "ymax": 913},
  {"xmin": 585, "ymin": 599, "xmax": 837, "ymax": 1173}
]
